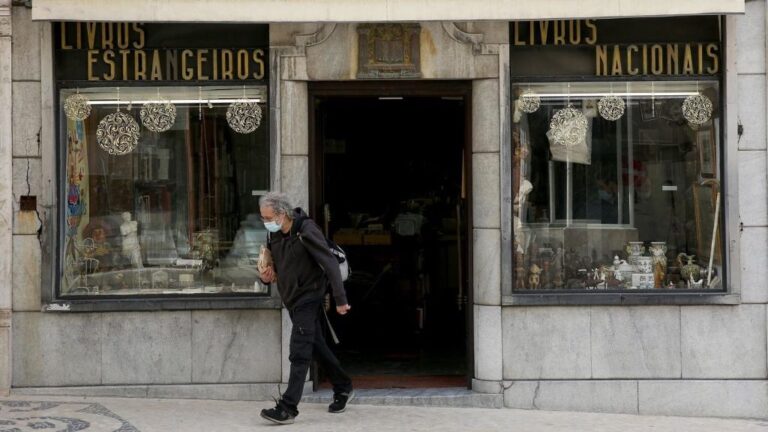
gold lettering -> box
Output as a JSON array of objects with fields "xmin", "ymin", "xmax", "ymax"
[
  {"xmin": 117, "ymin": 23, "xmax": 130, "ymax": 49},
  {"xmin": 666, "ymin": 44, "xmax": 679, "ymax": 75},
  {"xmin": 595, "ymin": 45, "xmax": 608, "ymax": 76},
  {"xmin": 135, "ymin": 50, "xmax": 147, "ymax": 80},
  {"xmin": 539, "ymin": 21, "xmax": 550, "ymax": 45},
  {"xmin": 87, "ymin": 50, "xmax": 100, "ymax": 80},
  {"xmin": 75, "ymin": 23, "xmax": 82, "ymax": 49},
  {"xmin": 697, "ymin": 43, "xmax": 704, "ymax": 74},
  {"xmin": 611, "ymin": 45, "xmax": 622, "ymax": 75},
  {"xmin": 513, "ymin": 22, "xmax": 525, "ymax": 46},
  {"xmin": 683, "ymin": 44, "xmax": 694, "ymax": 74},
  {"xmin": 86, "ymin": 23, "xmax": 98, "ymax": 49},
  {"xmin": 253, "ymin": 49, "xmax": 264, "ymax": 79},
  {"xmin": 181, "ymin": 49, "xmax": 194, "ymax": 80},
  {"xmin": 706, "ymin": 43, "xmax": 719, "ymax": 74},
  {"xmin": 132, "ymin": 24, "xmax": 145, "ymax": 49},
  {"xmin": 101, "ymin": 23, "xmax": 114, "ymax": 50},
  {"xmin": 222, "ymin": 49, "xmax": 234, "ymax": 80},
  {"xmin": 553, "ymin": 20, "xmax": 566, "ymax": 45},
  {"xmin": 166, "ymin": 49, "xmax": 179, "ymax": 80},
  {"xmin": 569, "ymin": 20, "xmax": 581, "ymax": 45},
  {"xmin": 528, "ymin": 20, "xmax": 535, "ymax": 45},
  {"xmin": 60, "ymin": 23, "xmax": 73, "ymax": 50},
  {"xmin": 651, "ymin": 44, "xmax": 663, "ymax": 75},
  {"xmin": 237, "ymin": 49, "xmax": 249, "ymax": 79},
  {"xmin": 584, "ymin": 19, "xmax": 597, "ymax": 45},
  {"xmin": 151, "ymin": 49, "xmax": 162, "ymax": 80},
  {"xmin": 627, "ymin": 45, "xmax": 639, "ymax": 75},
  {"xmin": 253, "ymin": 49, "xmax": 265, "ymax": 79},
  {"xmin": 642, "ymin": 44, "xmax": 648, "ymax": 75},
  {"xmin": 119, "ymin": 49, "xmax": 130, "ymax": 80},
  {"xmin": 212, "ymin": 49, "xmax": 219, "ymax": 80},
  {"xmin": 197, "ymin": 49, "xmax": 209, "ymax": 80},
  {"xmin": 103, "ymin": 50, "xmax": 116, "ymax": 80}
]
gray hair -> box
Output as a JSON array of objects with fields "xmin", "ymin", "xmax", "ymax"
[{"xmin": 259, "ymin": 191, "xmax": 293, "ymax": 217}]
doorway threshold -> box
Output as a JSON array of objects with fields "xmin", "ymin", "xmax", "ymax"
[{"xmin": 303, "ymin": 387, "xmax": 502, "ymax": 409}]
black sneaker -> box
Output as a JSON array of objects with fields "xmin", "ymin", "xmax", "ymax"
[
  {"xmin": 260, "ymin": 401, "xmax": 297, "ymax": 425},
  {"xmin": 328, "ymin": 390, "xmax": 355, "ymax": 413}
]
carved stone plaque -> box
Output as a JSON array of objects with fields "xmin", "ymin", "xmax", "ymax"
[{"xmin": 357, "ymin": 23, "xmax": 421, "ymax": 79}]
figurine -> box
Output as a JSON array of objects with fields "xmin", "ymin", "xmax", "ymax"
[
  {"xmin": 541, "ymin": 258, "xmax": 552, "ymax": 289},
  {"xmin": 515, "ymin": 250, "xmax": 527, "ymax": 289},
  {"xmin": 653, "ymin": 260, "xmax": 665, "ymax": 289},
  {"xmin": 528, "ymin": 264, "xmax": 542, "ymax": 289},
  {"xmin": 688, "ymin": 274, "xmax": 704, "ymax": 289},
  {"xmin": 649, "ymin": 242, "xmax": 667, "ymax": 285},
  {"xmin": 119, "ymin": 212, "xmax": 143, "ymax": 269},
  {"xmin": 678, "ymin": 253, "xmax": 701, "ymax": 282},
  {"xmin": 625, "ymin": 241, "xmax": 645, "ymax": 266}
]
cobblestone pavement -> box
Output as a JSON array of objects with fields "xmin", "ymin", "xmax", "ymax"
[{"xmin": 0, "ymin": 396, "xmax": 766, "ymax": 431}]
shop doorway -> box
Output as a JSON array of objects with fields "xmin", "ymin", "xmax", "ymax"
[{"xmin": 309, "ymin": 81, "xmax": 472, "ymax": 389}]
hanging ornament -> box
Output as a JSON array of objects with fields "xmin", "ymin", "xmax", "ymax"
[
  {"xmin": 519, "ymin": 89, "xmax": 541, "ymax": 114},
  {"xmin": 226, "ymin": 100, "xmax": 262, "ymax": 134},
  {"xmin": 682, "ymin": 94, "xmax": 713, "ymax": 125},
  {"xmin": 140, "ymin": 99, "xmax": 177, "ymax": 132},
  {"xmin": 549, "ymin": 105, "xmax": 588, "ymax": 148},
  {"xmin": 64, "ymin": 92, "xmax": 92, "ymax": 121},
  {"xmin": 598, "ymin": 95, "xmax": 625, "ymax": 121},
  {"xmin": 96, "ymin": 111, "xmax": 140, "ymax": 155}
]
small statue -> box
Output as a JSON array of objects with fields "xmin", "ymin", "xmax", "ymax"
[
  {"xmin": 119, "ymin": 212, "xmax": 143, "ymax": 269},
  {"xmin": 678, "ymin": 253, "xmax": 701, "ymax": 282},
  {"xmin": 653, "ymin": 260, "xmax": 665, "ymax": 288},
  {"xmin": 528, "ymin": 264, "xmax": 542, "ymax": 289},
  {"xmin": 688, "ymin": 274, "xmax": 703, "ymax": 289},
  {"xmin": 540, "ymin": 256, "xmax": 552, "ymax": 289},
  {"xmin": 514, "ymin": 250, "xmax": 527, "ymax": 289}
]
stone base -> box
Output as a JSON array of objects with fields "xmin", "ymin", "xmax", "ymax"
[
  {"xmin": 503, "ymin": 380, "xmax": 768, "ymax": 419},
  {"xmin": 11, "ymin": 382, "xmax": 311, "ymax": 401},
  {"xmin": 304, "ymin": 388, "xmax": 503, "ymax": 409},
  {"xmin": 472, "ymin": 378, "xmax": 503, "ymax": 394}
]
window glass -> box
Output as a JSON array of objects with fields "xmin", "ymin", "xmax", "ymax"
[
  {"xmin": 512, "ymin": 81, "xmax": 723, "ymax": 291},
  {"xmin": 61, "ymin": 85, "xmax": 270, "ymax": 296}
]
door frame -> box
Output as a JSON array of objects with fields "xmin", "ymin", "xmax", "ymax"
[{"xmin": 307, "ymin": 80, "xmax": 474, "ymax": 388}]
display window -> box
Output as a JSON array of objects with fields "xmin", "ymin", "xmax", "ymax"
[
  {"xmin": 509, "ymin": 17, "xmax": 725, "ymax": 292},
  {"xmin": 54, "ymin": 23, "xmax": 270, "ymax": 298},
  {"xmin": 512, "ymin": 81, "xmax": 723, "ymax": 291},
  {"xmin": 60, "ymin": 85, "xmax": 269, "ymax": 296}
]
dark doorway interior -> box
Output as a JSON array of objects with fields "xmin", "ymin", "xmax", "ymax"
[{"xmin": 313, "ymin": 94, "xmax": 470, "ymax": 389}]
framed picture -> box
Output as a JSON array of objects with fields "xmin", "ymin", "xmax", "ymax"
[{"xmin": 697, "ymin": 127, "xmax": 716, "ymax": 178}]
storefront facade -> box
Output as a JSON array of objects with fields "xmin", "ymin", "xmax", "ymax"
[{"xmin": 2, "ymin": 0, "xmax": 766, "ymax": 419}]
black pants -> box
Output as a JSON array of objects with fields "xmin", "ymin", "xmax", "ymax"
[{"xmin": 280, "ymin": 299, "xmax": 352, "ymax": 414}]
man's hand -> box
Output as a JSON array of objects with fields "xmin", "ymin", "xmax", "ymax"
[
  {"xmin": 259, "ymin": 266, "xmax": 276, "ymax": 284},
  {"xmin": 336, "ymin": 304, "xmax": 351, "ymax": 315}
]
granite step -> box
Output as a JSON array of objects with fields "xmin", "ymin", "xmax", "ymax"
[{"xmin": 303, "ymin": 387, "xmax": 503, "ymax": 409}]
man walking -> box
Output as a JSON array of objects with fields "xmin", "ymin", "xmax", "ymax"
[{"xmin": 258, "ymin": 192, "xmax": 354, "ymax": 425}]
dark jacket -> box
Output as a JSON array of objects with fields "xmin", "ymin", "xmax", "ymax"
[{"xmin": 267, "ymin": 208, "xmax": 348, "ymax": 310}]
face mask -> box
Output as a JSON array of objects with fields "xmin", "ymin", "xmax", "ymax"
[{"xmin": 264, "ymin": 219, "xmax": 282, "ymax": 233}]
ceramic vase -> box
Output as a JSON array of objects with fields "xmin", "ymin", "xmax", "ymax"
[{"xmin": 626, "ymin": 241, "xmax": 645, "ymax": 266}]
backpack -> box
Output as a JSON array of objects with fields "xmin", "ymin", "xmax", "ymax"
[{"xmin": 292, "ymin": 216, "xmax": 350, "ymax": 282}]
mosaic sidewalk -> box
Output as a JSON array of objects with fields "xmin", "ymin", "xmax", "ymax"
[{"xmin": 0, "ymin": 400, "xmax": 138, "ymax": 432}]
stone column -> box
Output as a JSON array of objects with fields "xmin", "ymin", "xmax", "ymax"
[
  {"xmin": 0, "ymin": 0, "xmax": 13, "ymax": 396},
  {"xmin": 471, "ymin": 77, "xmax": 504, "ymax": 393}
]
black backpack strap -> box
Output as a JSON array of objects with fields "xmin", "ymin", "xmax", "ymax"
[{"xmin": 291, "ymin": 213, "xmax": 308, "ymax": 238}]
